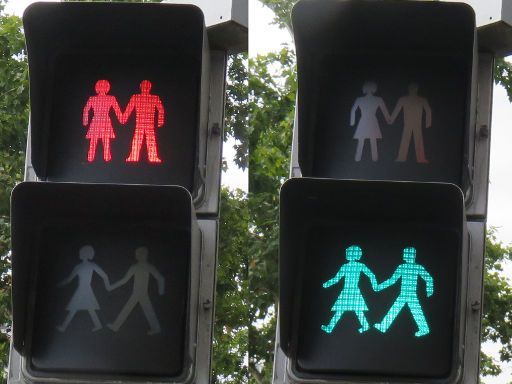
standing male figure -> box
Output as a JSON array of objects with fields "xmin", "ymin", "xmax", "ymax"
[
  {"xmin": 389, "ymin": 83, "xmax": 432, "ymax": 164},
  {"xmin": 123, "ymin": 80, "xmax": 165, "ymax": 163},
  {"xmin": 108, "ymin": 247, "xmax": 165, "ymax": 335},
  {"xmin": 374, "ymin": 247, "xmax": 434, "ymax": 337}
]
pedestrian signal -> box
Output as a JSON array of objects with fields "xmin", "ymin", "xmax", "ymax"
[
  {"xmin": 279, "ymin": 178, "xmax": 466, "ymax": 382},
  {"xmin": 56, "ymin": 245, "xmax": 165, "ymax": 335},
  {"xmin": 292, "ymin": 0, "xmax": 476, "ymax": 189},
  {"xmin": 82, "ymin": 79, "xmax": 165, "ymax": 165},
  {"xmin": 24, "ymin": 2, "xmax": 209, "ymax": 189},
  {"xmin": 11, "ymin": 182, "xmax": 200, "ymax": 382}
]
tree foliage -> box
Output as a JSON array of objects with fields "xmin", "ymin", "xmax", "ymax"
[
  {"xmin": 495, "ymin": 58, "xmax": 512, "ymax": 102},
  {"xmin": 248, "ymin": 48, "xmax": 296, "ymax": 383},
  {"xmin": 213, "ymin": 188, "xmax": 249, "ymax": 383},
  {"xmin": 225, "ymin": 53, "xmax": 250, "ymax": 170},
  {"xmin": 0, "ymin": 1, "xmax": 28, "ymax": 379},
  {"xmin": 480, "ymin": 229, "xmax": 512, "ymax": 378},
  {"xmin": 258, "ymin": 0, "xmax": 296, "ymax": 30},
  {"xmin": 214, "ymin": 51, "xmax": 250, "ymax": 383}
]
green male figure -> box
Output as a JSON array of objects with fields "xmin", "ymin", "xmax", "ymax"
[{"xmin": 374, "ymin": 247, "xmax": 433, "ymax": 337}]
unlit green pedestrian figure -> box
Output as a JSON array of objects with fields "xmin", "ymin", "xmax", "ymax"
[
  {"xmin": 374, "ymin": 247, "xmax": 434, "ymax": 337},
  {"xmin": 57, "ymin": 245, "xmax": 110, "ymax": 332},
  {"xmin": 321, "ymin": 245, "xmax": 378, "ymax": 334},
  {"xmin": 107, "ymin": 247, "xmax": 164, "ymax": 335}
]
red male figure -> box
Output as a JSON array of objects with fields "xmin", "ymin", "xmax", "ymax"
[{"xmin": 123, "ymin": 80, "xmax": 165, "ymax": 163}]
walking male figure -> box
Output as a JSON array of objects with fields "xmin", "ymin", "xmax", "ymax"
[
  {"xmin": 108, "ymin": 247, "xmax": 165, "ymax": 335},
  {"xmin": 389, "ymin": 83, "xmax": 432, "ymax": 164},
  {"xmin": 374, "ymin": 247, "xmax": 434, "ymax": 337},
  {"xmin": 123, "ymin": 80, "xmax": 165, "ymax": 163}
]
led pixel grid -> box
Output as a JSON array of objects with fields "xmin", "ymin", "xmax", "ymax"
[
  {"xmin": 47, "ymin": 53, "xmax": 199, "ymax": 187},
  {"xmin": 296, "ymin": 223, "xmax": 458, "ymax": 378}
]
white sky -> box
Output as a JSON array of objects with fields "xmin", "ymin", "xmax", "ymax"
[
  {"xmin": 249, "ymin": 0, "xmax": 291, "ymax": 56},
  {"xmin": 6, "ymin": 0, "xmax": 512, "ymax": 380},
  {"xmin": 4, "ymin": 0, "xmax": 58, "ymax": 16}
]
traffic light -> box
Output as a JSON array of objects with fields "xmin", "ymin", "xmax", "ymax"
[
  {"xmin": 279, "ymin": 178, "xmax": 466, "ymax": 383},
  {"xmin": 11, "ymin": 182, "xmax": 200, "ymax": 382},
  {"xmin": 292, "ymin": 0, "xmax": 476, "ymax": 190},
  {"xmin": 8, "ymin": 2, "xmax": 245, "ymax": 383},
  {"xmin": 274, "ymin": 1, "xmax": 480, "ymax": 383},
  {"xmin": 24, "ymin": 2, "xmax": 209, "ymax": 191}
]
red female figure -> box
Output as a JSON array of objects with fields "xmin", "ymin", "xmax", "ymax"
[{"xmin": 82, "ymin": 80, "xmax": 123, "ymax": 162}]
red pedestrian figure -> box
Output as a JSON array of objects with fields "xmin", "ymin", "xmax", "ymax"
[
  {"xmin": 82, "ymin": 80, "xmax": 123, "ymax": 162},
  {"xmin": 123, "ymin": 80, "xmax": 165, "ymax": 163}
]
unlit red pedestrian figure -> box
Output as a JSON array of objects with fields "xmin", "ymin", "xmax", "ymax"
[{"xmin": 390, "ymin": 83, "xmax": 432, "ymax": 164}]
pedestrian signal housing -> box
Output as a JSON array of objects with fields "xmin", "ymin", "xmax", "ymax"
[
  {"xmin": 279, "ymin": 178, "xmax": 466, "ymax": 383},
  {"xmin": 11, "ymin": 182, "xmax": 200, "ymax": 382},
  {"xmin": 23, "ymin": 2, "xmax": 209, "ymax": 189},
  {"xmin": 292, "ymin": 0, "xmax": 476, "ymax": 190}
]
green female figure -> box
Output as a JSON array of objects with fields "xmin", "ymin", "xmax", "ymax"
[{"xmin": 321, "ymin": 245, "xmax": 378, "ymax": 334}]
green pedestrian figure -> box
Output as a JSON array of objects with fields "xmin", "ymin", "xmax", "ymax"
[
  {"xmin": 374, "ymin": 247, "xmax": 434, "ymax": 337},
  {"xmin": 321, "ymin": 245, "xmax": 378, "ymax": 334}
]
